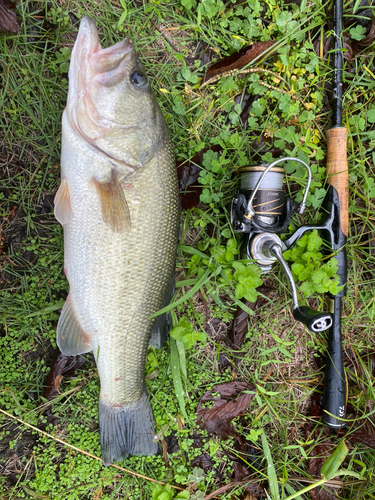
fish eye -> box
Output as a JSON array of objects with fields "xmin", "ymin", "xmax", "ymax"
[{"xmin": 130, "ymin": 71, "xmax": 148, "ymax": 88}]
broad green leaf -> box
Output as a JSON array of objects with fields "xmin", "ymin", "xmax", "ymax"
[
  {"xmin": 333, "ymin": 469, "xmax": 364, "ymax": 480},
  {"xmin": 291, "ymin": 263, "xmax": 304, "ymax": 276},
  {"xmin": 311, "ymin": 268, "xmax": 326, "ymax": 284},
  {"xmin": 367, "ymin": 109, "xmax": 375, "ymax": 123},
  {"xmin": 175, "ymin": 491, "xmax": 190, "ymax": 499},
  {"xmin": 299, "ymin": 281, "xmax": 315, "ymax": 297},
  {"xmin": 321, "ymin": 440, "xmax": 348, "ymax": 480},
  {"xmin": 170, "ymin": 317, "xmax": 206, "ymax": 349},
  {"xmin": 243, "ymin": 287, "xmax": 258, "ymax": 302}
]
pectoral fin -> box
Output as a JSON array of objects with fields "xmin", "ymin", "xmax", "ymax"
[
  {"xmin": 54, "ymin": 178, "xmax": 73, "ymax": 225},
  {"xmin": 93, "ymin": 169, "xmax": 131, "ymax": 233},
  {"xmin": 57, "ymin": 295, "xmax": 92, "ymax": 355}
]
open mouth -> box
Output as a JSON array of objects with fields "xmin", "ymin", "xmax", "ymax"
[{"xmin": 70, "ymin": 16, "xmax": 134, "ymax": 88}]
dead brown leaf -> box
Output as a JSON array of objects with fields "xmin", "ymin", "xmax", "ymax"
[
  {"xmin": 230, "ymin": 286, "xmax": 273, "ymax": 349},
  {"xmin": 177, "ymin": 145, "xmax": 222, "ymax": 210},
  {"xmin": 339, "ymin": 418, "xmax": 375, "ymax": 449},
  {"xmin": 354, "ymin": 16, "xmax": 375, "ymax": 48},
  {"xmin": 42, "ymin": 350, "xmax": 86, "ymax": 403},
  {"xmin": 313, "ymin": 33, "xmax": 353, "ymax": 62},
  {"xmin": 53, "ymin": 374, "xmax": 64, "ymax": 394},
  {"xmin": 303, "ymin": 393, "xmax": 338, "ymax": 500},
  {"xmin": 197, "ymin": 381, "xmax": 255, "ymax": 439},
  {"xmin": 0, "ymin": 0, "xmax": 21, "ymax": 33},
  {"xmin": 204, "ymin": 479, "xmax": 264, "ymax": 500}
]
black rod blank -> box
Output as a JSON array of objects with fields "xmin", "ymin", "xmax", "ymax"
[{"xmin": 332, "ymin": 0, "xmax": 344, "ymax": 128}]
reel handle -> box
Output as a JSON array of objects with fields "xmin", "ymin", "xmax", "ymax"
[
  {"xmin": 250, "ymin": 236, "xmax": 333, "ymax": 333},
  {"xmin": 293, "ymin": 306, "xmax": 333, "ymax": 334}
]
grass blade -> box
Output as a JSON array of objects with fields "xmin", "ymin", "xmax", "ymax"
[
  {"xmin": 149, "ymin": 268, "xmax": 214, "ymax": 319},
  {"xmin": 170, "ymin": 338, "xmax": 188, "ymax": 419},
  {"xmin": 261, "ymin": 432, "xmax": 280, "ymax": 500}
]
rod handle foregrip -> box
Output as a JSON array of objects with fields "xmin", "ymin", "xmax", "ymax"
[
  {"xmin": 322, "ymin": 338, "xmax": 347, "ymax": 428},
  {"xmin": 326, "ymin": 127, "xmax": 349, "ymax": 236}
]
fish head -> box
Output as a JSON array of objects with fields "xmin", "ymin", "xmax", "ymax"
[{"xmin": 66, "ymin": 17, "xmax": 168, "ymax": 176}]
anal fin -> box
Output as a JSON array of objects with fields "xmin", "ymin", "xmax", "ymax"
[
  {"xmin": 149, "ymin": 279, "xmax": 175, "ymax": 349},
  {"xmin": 54, "ymin": 178, "xmax": 73, "ymax": 225},
  {"xmin": 93, "ymin": 169, "xmax": 131, "ymax": 233},
  {"xmin": 57, "ymin": 296, "xmax": 92, "ymax": 355},
  {"xmin": 149, "ymin": 312, "xmax": 171, "ymax": 349}
]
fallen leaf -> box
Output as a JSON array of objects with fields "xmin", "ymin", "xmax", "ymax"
[
  {"xmin": 313, "ymin": 33, "xmax": 353, "ymax": 62},
  {"xmin": 355, "ymin": 16, "xmax": 375, "ymax": 48},
  {"xmin": 203, "ymin": 479, "xmax": 264, "ymax": 500},
  {"xmin": 310, "ymin": 486, "xmax": 337, "ymax": 500},
  {"xmin": 348, "ymin": 11, "xmax": 375, "ymax": 50},
  {"xmin": 53, "ymin": 374, "xmax": 64, "ymax": 394},
  {"xmin": 0, "ymin": 0, "xmax": 21, "ymax": 33},
  {"xmin": 233, "ymin": 92, "xmax": 257, "ymax": 127},
  {"xmin": 230, "ymin": 286, "xmax": 273, "ymax": 349},
  {"xmin": 177, "ymin": 145, "xmax": 222, "ymax": 210},
  {"xmin": 310, "ymin": 391, "xmax": 323, "ymax": 418},
  {"xmin": 197, "ymin": 381, "xmax": 255, "ymax": 439},
  {"xmin": 192, "ymin": 453, "xmax": 214, "ymax": 471},
  {"xmin": 339, "ymin": 418, "xmax": 375, "ymax": 449},
  {"xmin": 305, "ymin": 427, "xmax": 336, "ymax": 500},
  {"xmin": 42, "ymin": 350, "xmax": 86, "ymax": 406},
  {"xmin": 204, "ymin": 41, "xmax": 276, "ymax": 82},
  {"xmin": 304, "ymin": 393, "xmax": 337, "ymax": 500},
  {"xmin": 164, "ymin": 432, "xmax": 180, "ymax": 455}
]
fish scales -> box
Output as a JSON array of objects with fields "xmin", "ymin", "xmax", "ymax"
[{"xmin": 54, "ymin": 17, "xmax": 179, "ymax": 464}]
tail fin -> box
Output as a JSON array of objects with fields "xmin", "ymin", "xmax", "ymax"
[{"xmin": 99, "ymin": 391, "xmax": 158, "ymax": 465}]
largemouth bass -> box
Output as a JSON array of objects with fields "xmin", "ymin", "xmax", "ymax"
[{"xmin": 54, "ymin": 17, "xmax": 179, "ymax": 465}]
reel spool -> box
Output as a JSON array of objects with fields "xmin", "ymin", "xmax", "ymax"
[{"xmin": 231, "ymin": 157, "xmax": 311, "ymax": 234}]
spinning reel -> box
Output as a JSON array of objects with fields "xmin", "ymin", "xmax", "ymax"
[{"xmin": 231, "ymin": 157, "xmax": 334, "ymax": 333}]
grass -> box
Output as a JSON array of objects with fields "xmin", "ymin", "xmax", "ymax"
[{"xmin": 1, "ymin": 0, "xmax": 375, "ymax": 499}]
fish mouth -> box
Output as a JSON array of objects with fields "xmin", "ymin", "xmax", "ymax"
[
  {"xmin": 66, "ymin": 17, "xmax": 137, "ymax": 163},
  {"xmin": 70, "ymin": 16, "xmax": 134, "ymax": 85}
]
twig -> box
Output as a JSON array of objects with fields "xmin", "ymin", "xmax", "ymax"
[
  {"xmin": 287, "ymin": 475, "xmax": 343, "ymax": 488},
  {"xmin": 204, "ymin": 480, "xmax": 250, "ymax": 499},
  {"xmin": 130, "ymin": 0, "xmax": 187, "ymax": 62},
  {"xmin": 201, "ymin": 67, "xmax": 309, "ymax": 109},
  {"xmin": 201, "ymin": 67, "xmax": 290, "ymax": 88},
  {"xmin": 149, "ymin": 19, "xmax": 186, "ymax": 59}
]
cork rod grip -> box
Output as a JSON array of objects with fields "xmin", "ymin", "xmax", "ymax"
[{"xmin": 326, "ymin": 127, "xmax": 349, "ymax": 236}]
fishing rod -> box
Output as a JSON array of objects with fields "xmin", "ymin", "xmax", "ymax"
[
  {"xmin": 230, "ymin": 0, "xmax": 348, "ymax": 427},
  {"xmin": 321, "ymin": 0, "xmax": 348, "ymax": 428}
]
